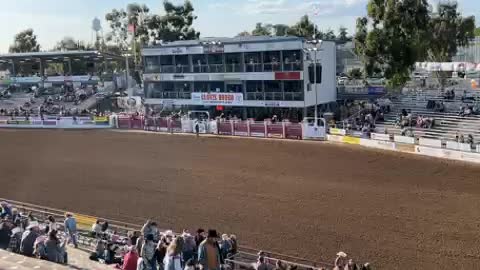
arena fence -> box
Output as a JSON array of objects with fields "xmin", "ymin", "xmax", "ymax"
[
  {"xmin": 0, "ymin": 115, "xmax": 112, "ymax": 129},
  {"xmin": 0, "ymin": 197, "xmax": 332, "ymax": 269},
  {"xmin": 328, "ymin": 128, "xmax": 480, "ymax": 163},
  {"xmin": 114, "ymin": 116, "xmax": 326, "ymax": 141}
]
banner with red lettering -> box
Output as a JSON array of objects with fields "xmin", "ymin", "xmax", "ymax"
[{"xmin": 191, "ymin": 93, "xmax": 243, "ymax": 106}]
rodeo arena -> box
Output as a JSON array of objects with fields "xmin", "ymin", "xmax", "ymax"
[{"xmin": 2, "ymin": 35, "xmax": 480, "ymax": 270}]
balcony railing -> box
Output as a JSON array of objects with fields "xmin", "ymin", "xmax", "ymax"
[
  {"xmin": 160, "ymin": 65, "xmax": 175, "ymax": 73},
  {"xmin": 246, "ymin": 92, "xmax": 264, "ymax": 100},
  {"xmin": 263, "ymin": 63, "xmax": 281, "ymax": 72},
  {"xmin": 175, "ymin": 65, "xmax": 190, "ymax": 73},
  {"xmin": 245, "ymin": 63, "xmax": 262, "ymax": 72},
  {"xmin": 208, "ymin": 64, "xmax": 225, "ymax": 73},
  {"xmin": 226, "ymin": 64, "xmax": 242, "ymax": 73},
  {"xmin": 145, "ymin": 65, "xmax": 160, "ymax": 74}
]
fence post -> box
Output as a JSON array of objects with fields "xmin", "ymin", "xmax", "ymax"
[
  {"xmin": 282, "ymin": 122, "xmax": 286, "ymax": 139},
  {"xmin": 247, "ymin": 121, "xmax": 251, "ymax": 137},
  {"xmin": 231, "ymin": 120, "xmax": 234, "ymax": 135},
  {"xmin": 264, "ymin": 121, "xmax": 268, "ymax": 138}
]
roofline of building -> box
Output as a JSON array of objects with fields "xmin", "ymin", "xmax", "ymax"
[
  {"xmin": 0, "ymin": 50, "xmax": 123, "ymax": 60},
  {"xmin": 143, "ymin": 36, "xmax": 307, "ymax": 49}
]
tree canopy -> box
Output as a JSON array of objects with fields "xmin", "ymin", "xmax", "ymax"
[
  {"xmin": 355, "ymin": 0, "xmax": 475, "ymax": 88},
  {"xmin": 9, "ymin": 29, "xmax": 40, "ymax": 53},
  {"xmin": 54, "ymin": 37, "xmax": 94, "ymax": 51},
  {"xmin": 355, "ymin": 0, "xmax": 431, "ymax": 88}
]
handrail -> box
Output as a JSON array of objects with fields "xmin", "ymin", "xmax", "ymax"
[{"xmin": 0, "ymin": 197, "xmax": 330, "ymax": 268}]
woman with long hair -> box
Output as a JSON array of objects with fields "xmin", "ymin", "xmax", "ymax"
[{"xmin": 164, "ymin": 236, "xmax": 184, "ymax": 270}]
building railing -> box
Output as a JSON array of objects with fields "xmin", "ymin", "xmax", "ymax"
[
  {"xmin": 226, "ymin": 64, "xmax": 242, "ymax": 73},
  {"xmin": 151, "ymin": 62, "xmax": 303, "ymax": 74}
]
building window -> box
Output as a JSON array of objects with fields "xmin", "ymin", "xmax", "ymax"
[
  {"xmin": 193, "ymin": 81, "xmax": 209, "ymax": 92},
  {"xmin": 208, "ymin": 54, "xmax": 224, "ymax": 73},
  {"xmin": 192, "ymin": 55, "xmax": 207, "ymax": 73},
  {"xmin": 174, "ymin": 55, "xmax": 189, "ymax": 73},
  {"xmin": 160, "ymin": 56, "xmax": 174, "ymax": 73},
  {"xmin": 210, "ymin": 81, "xmax": 224, "ymax": 92},
  {"xmin": 144, "ymin": 56, "xmax": 159, "ymax": 74},
  {"xmin": 263, "ymin": 51, "xmax": 281, "ymax": 72},
  {"xmin": 264, "ymin": 80, "xmax": 282, "ymax": 100},
  {"xmin": 226, "ymin": 84, "xmax": 243, "ymax": 93},
  {"xmin": 284, "ymin": 80, "xmax": 304, "ymax": 101},
  {"xmin": 246, "ymin": 81, "xmax": 263, "ymax": 100},
  {"xmin": 145, "ymin": 82, "xmax": 162, "ymax": 98},
  {"xmin": 308, "ymin": 63, "xmax": 322, "ymax": 85},
  {"xmin": 225, "ymin": 53, "xmax": 242, "ymax": 72},
  {"xmin": 283, "ymin": 50, "xmax": 302, "ymax": 71},
  {"xmin": 245, "ymin": 52, "xmax": 261, "ymax": 72}
]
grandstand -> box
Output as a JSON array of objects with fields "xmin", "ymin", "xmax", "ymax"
[
  {"xmin": 0, "ymin": 198, "xmax": 341, "ymax": 270},
  {"xmin": 375, "ymin": 86, "xmax": 480, "ymax": 141},
  {"xmin": 0, "ymin": 51, "xmax": 126, "ymax": 115}
]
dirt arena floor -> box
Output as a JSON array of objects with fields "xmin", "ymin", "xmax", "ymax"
[{"xmin": 0, "ymin": 130, "xmax": 480, "ymax": 269}]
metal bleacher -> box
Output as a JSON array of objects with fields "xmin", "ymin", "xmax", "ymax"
[{"xmin": 376, "ymin": 87, "xmax": 480, "ymax": 141}]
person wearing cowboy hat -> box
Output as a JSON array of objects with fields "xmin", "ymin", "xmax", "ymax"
[
  {"xmin": 20, "ymin": 221, "xmax": 40, "ymax": 256},
  {"xmin": 198, "ymin": 229, "xmax": 222, "ymax": 270}
]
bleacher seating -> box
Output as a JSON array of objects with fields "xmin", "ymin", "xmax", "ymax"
[{"xmin": 376, "ymin": 88, "xmax": 480, "ymax": 141}]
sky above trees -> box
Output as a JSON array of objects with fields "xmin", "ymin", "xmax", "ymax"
[{"xmin": 0, "ymin": 0, "xmax": 478, "ymax": 53}]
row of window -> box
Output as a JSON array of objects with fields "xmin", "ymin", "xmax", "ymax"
[
  {"xmin": 144, "ymin": 50, "xmax": 303, "ymax": 74},
  {"xmin": 145, "ymin": 80, "xmax": 304, "ymax": 93},
  {"xmin": 145, "ymin": 91, "xmax": 304, "ymax": 101}
]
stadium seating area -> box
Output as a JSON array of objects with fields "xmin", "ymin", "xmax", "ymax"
[
  {"xmin": 375, "ymin": 88, "xmax": 480, "ymax": 141},
  {"xmin": 0, "ymin": 199, "xmax": 371, "ymax": 270}
]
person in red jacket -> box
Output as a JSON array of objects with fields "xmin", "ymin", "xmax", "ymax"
[{"xmin": 121, "ymin": 246, "xmax": 139, "ymax": 270}]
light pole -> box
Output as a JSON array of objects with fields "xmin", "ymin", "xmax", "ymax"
[
  {"xmin": 304, "ymin": 40, "xmax": 322, "ymax": 123},
  {"xmin": 123, "ymin": 53, "xmax": 132, "ymax": 95}
]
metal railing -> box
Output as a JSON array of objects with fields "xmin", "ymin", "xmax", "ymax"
[{"xmin": 0, "ymin": 197, "xmax": 332, "ymax": 269}]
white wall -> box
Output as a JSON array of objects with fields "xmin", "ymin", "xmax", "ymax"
[{"xmin": 304, "ymin": 41, "xmax": 337, "ymax": 106}]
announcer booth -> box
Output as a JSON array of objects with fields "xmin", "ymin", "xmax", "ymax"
[
  {"xmin": 141, "ymin": 36, "xmax": 337, "ymax": 121},
  {"xmin": 0, "ymin": 51, "xmax": 124, "ymax": 90}
]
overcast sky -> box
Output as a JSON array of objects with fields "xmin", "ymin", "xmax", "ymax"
[{"xmin": 0, "ymin": 0, "xmax": 478, "ymax": 53}]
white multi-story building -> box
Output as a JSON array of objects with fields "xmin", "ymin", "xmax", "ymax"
[{"xmin": 141, "ymin": 36, "xmax": 336, "ymax": 119}]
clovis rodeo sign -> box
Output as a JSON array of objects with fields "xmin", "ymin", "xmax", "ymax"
[{"xmin": 191, "ymin": 93, "xmax": 243, "ymax": 106}]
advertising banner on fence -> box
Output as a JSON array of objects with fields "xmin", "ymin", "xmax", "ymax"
[
  {"xmin": 329, "ymin": 128, "xmax": 346, "ymax": 136},
  {"xmin": 191, "ymin": 93, "xmax": 243, "ymax": 106}
]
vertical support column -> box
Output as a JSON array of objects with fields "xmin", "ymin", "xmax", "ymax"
[
  {"xmin": 240, "ymin": 52, "xmax": 245, "ymax": 72},
  {"xmin": 280, "ymin": 51, "xmax": 284, "ymax": 71},
  {"xmin": 11, "ymin": 60, "xmax": 16, "ymax": 77},
  {"xmin": 260, "ymin": 51, "xmax": 264, "ymax": 72},
  {"xmin": 188, "ymin": 54, "xmax": 193, "ymax": 73},
  {"xmin": 68, "ymin": 58, "xmax": 72, "ymax": 75},
  {"xmin": 264, "ymin": 121, "xmax": 267, "ymax": 138}
]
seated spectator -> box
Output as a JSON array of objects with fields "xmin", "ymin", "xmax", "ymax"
[
  {"xmin": 255, "ymin": 256, "xmax": 270, "ymax": 270},
  {"xmin": 0, "ymin": 202, "xmax": 12, "ymax": 218},
  {"xmin": 46, "ymin": 215, "xmax": 57, "ymax": 233},
  {"xmin": 34, "ymin": 234, "xmax": 47, "ymax": 259},
  {"xmin": 467, "ymin": 134, "xmax": 474, "ymax": 146},
  {"xmin": 92, "ymin": 220, "xmax": 102, "ymax": 237},
  {"xmin": 89, "ymin": 239, "xmax": 105, "ymax": 261},
  {"xmin": 164, "ymin": 236, "xmax": 184, "ymax": 270},
  {"xmin": 7, "ymin": 221, "xmax": 23, "ymax": 253},
  {"xmin": 0, "ymin": 218, "xmax": 12, "ymax": 249},
  {"xmin": 459, "ymin": 134, "xmax": 465, "ymax": 143},
  {"xmin": 45, "ymin": 230, "xmax": 61, "ymax": 263},
  {"xmin": 104, "ymin": 242, "xmax": 121, "ymax": 265},
  {"xmin": 101, "ymin": 221, "xmax": 109, "ymax": 233},
  {"xmin": 20, "ymin": 221, "xmax": 40, "ymax": 256},
  {"xmin": 121, "ymin": 246, "xmax": 139, "ymax": 270}
]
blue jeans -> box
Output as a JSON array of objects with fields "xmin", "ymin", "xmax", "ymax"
[{"xmin": 68, "ymin": 231, "xmax": 78, "ymax": 248}]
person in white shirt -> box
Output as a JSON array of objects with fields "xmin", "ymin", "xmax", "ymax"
[
  {"xmin": 91, "ymin": 220, "xmax": 102, "ymax": 237},
  {"xmin": 47, "ymin": 216, "xmax": 57, "ymax": 233}
]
